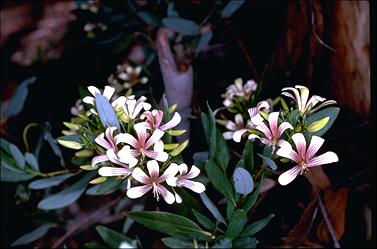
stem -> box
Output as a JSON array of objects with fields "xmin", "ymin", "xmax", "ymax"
[
  {"xmin": 318, "ymin": 195, "xmax": 341, "ymax": 248},
  {"xmin": 22, "ymin": 123, "xmax": 39, "ymax": 152}
]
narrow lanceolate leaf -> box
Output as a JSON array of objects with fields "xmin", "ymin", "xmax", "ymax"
[
  {"xmin": 63, "ymin": 122, "xmax": 80, "ymax": 130},
  {"xmin": 213, "ymin": 238, "xmax": 232, "ymax": 248},
  {"xmin": 57, "ymin": 135, "xmax": 83, "ymax": 150},
  {"xmin": 162, "ymin": 17, "xmax": 200, "ymax": 36},
  {"xmin": 226, "ymin": 209, "xmax": 248, "ymax": 238},
  {"xmin": 192, "ymin": 209, "xmax": 216, "ymax": 231},
  {"xmin": 240, "ymin": 214, "xmax": 275, "ymax": 237},
  {"xmin": 169, "ymin": 139, "xmax": 189, "ymax": 156},
  {"xmin": 307, "ymin": 116, "xmax": 329, "ymax": 132},
  {"xmin": 242, "ymin": 140, "xmax": 254, "ymax": 170},
  {"xmin": 1, "ymin": 162, "xmax": 34, "ymax": 182},
  {"xmin": 126, "ymin": 211, "xmax": 212, "ymax": 241},
  {"xmin": 38, "ymin": 171, "xmax": 96, "ymax": 210},
  {"xmin": 164, "ymin": 143, "xmax": 179, "ymax": 150},
  {"xmin": 95, "ymin": 177, "xmax": 123, "ymax": 194},
  {"xmin": 233, "ymin": 237, "xmax": 258, "ymax": 249},
  {"xmin": 75, "ymin": 149, "xmax": 94, "ymax": 158},
  {"xmin": 167, "ymin": 129, "xmax": 186, "ymax": 136},
  {"xmin": 257, "ymin": 153, "xmax": 277, "ymax": 171},
  {"xmin": 161, "ymin": 237, "xmax": 194, "ymax": 249},
  {"xmin": 89, "ymin": 176, "xmax": 107, "ymax": 184},
  {"xmin": 195, "ymin": 30, "xmax": 213, "ymax": 53},
  {"xmin": 11, "ymin": 223, "xmax": 52, "ymax": 246},
  {"xmin": 214, "ymin": 127, "xmax": 230, "ymax": 172},
  {"xmin": 0, "ymin": 138, "xmax": 12, "ymax": 153},
  {"xmin": 28, "ymin": 173, "xmax": 75, "ymax": 190},
  {"xmin": 43, "ymin": 130, "xmax": 65, "ymax": 167},
  {"xmin": 96, "ymin": 225, "xmax": 135, "ymax": 249},
  {"xmin": 80, "ymin": 165, "xmax": 97, "ymax": 171},
  {"xmin": 242, "ymin": 174, "xmax": 264, "ymax": 213},
  {"xmin": 95, "ymin": 93, "xmax": 120, "ymax": 130},
  {"xmin": 25, "ymin": 152, "xmax": 39, "ymax": 171},
  {"xmin": 9, "ymin": 144, "xmax": 25, "ymax": 169},
  {"xmin": 199, "ymin": 192, "xmax": 226, "ymax": 225},
  {"xmin": 233, "ymin": 167, "xmax": 254, "ymax": 196},
  {"xmin": 205, "ymin": 160, "xmax": 235, "ymax": 205},
  {"xmin": 305, "ymin": 107, "xmax": 340, "ymax": 136},
  {"xmin": 221, "ymin": 0, "xmax": 245, "ymax": 18}
]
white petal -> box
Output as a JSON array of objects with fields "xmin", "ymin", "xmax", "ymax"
[
  {"xmin": 166, "ymin": 177, "xmax": 178, "ymax": 187},
  {"xmin": 145, "ymin": 129, "xmax": 164, "ymax": 149},
  {"xmin": 306, "ymin": 135, "xmax": 324, "ymax": 160},
  {"xmin": 278, "ymin": 166, "xmax": 301, "ymax": 186},
  {"xmin": 223, "ymin": 131, "xmax": 234, "ymax": 140},
  {"xmin": 95, "ymin": 133, "xmax": 111, "ymax": 149},
  {"xmin": 234, "ymin": 114, "xmax": 244, "ymax": 126},
  {"xmin": 147, "ymin": 160, "xmax": 160, "ymax": 179},
  {"xmin": 115, "ymin": 133, "xmax": 139, "ymax": 148},
  {"xmin": 98, "ymin": 167, "xmax": 131, "ymax": 176},
  {"xmin": 177, "ymin": 163, "xmax": 188, "ymax": 175},
  {"xmin": 127, "ymin": 185, "xmax": 152, "ymax": 199},
  {"xmin": 88, "ymin": 86, "xmax": 100, "ymax": 97},
  {"xmin": 92, "ymin": 155, "xmax": 108, "ymax": 167},
  {"xmin": 83, "ymin": 96, "xmax": 95, "ymax": 105},
  {"xmin": 307, "ymin": 152, "xmax": 339, "ymax": 167},
  {"xmin": 132, "ymin": 167, "xmax": 150, "ymax": 184},
  {"xmin": 159, "ymin": 163, "xmax": 179, "ymax": 182},
  {"xmin": 185, "ymin": 165, "xmax": 200, "ymax": 179},
  {"xmin": 178, "ymin": 179, "xmax": 206, "ymax": 193},
  {"xmin": 157, "ymin": 185, "xmax": 175, "ymax": 204},
  {"xmin": 159, "ymin": 112, "xmax": 181, "ymax": 131},
  {"xmin": 232, "ymin": 129, "xmax": 248, "ymax": 142},
  {"xmin": 276, "ymin": 142, "xmax": 300, "ymax": 163},
  {"xmin": 292, "ymin": 133, "xmax": 307, "ymax": 159},
  {"xmin": 118, "ymin": 146, "xmax": 138, "ymax": 167},
  {"xmin": 174, "ymin": 191, "xmax": 182, "ymax": 203},
  {"xmin": 103, "ymin": 86, "xmax": 115, "ymax": 100}
]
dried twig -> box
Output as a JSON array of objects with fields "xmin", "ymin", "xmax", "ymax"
[{"xmin": 318, "ymin": 195, "xmax": 341, "ymax": 248}]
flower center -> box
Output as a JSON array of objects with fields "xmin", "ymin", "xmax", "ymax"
[
  {"xmin": 299, "ymin": 160, "xmax": 308, "ymax": 174},
  {"xmin": 152, "ymin": 182, "xmax": 159, "ymax": 201}
]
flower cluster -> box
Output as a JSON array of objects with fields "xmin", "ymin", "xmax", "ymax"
[
  {"xmin": 108, "ymin": 64, "xmax": 149, "ymax": 92},
  {"xmin": 219, "ymin": 82, "xmax": 339, "ymax": 185},
  {"xmin": 62, "ymin": 85, "xmax": 204, "ymax": 204}
]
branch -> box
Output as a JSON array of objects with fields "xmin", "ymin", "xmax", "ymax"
[{"xmin": 318, "ymin": 195, "xmax": 341, "ymax": 248}]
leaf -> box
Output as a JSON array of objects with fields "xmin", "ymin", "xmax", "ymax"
[
  {"xmin": 11, "ymin": 223, "xmax": 52, "ymax": 246},
  {"xmin": 44, "ymin": 129, "xmax": 65, "ymax": 167},
  {"xmin": 89, "ymin": 176, "xmax": 107, "ymax": 184},
  {"xmin": 221, "ymin": 0, "xmax": 245, "ymax": 18},
  {"xmin": 306, "ymin": 116, "xmax": 329, "ymax": 132},
  {"xmin": 166, "ymin": 130, "xmax": 186, "ymax": 136},
  {"xmin": 9, "ymin": 144, "xmax": 25, "ymax": 169},
  {"xmin": 240, "ymin": 214, "xmax": 275, "ymax": 237},
  {"xmin": 25, "ymin": 152, "xmax": 39, "ymax": 171},
  {"xmin": 162, "ymin": 17, "xmax": 200, "ymax": 36},
  {"xmin": 5, "ymin": 76, "xmax": 37, "ymax": 118},
  {"xmin": 169, "ymin": 139, "xmax": 189, "ymax": 156},
  {"xmin": 242, "ymin": 140, "xmax": 254, "ymax": 170},
  {"xmin": 96, "ymin": 225, "xmax": 135, "ymax": 248},
  {"xmin": 137, "ymin": 11, "xmax": 161, "ymax": 27},
  {"xmin": 213, "ymin": 238, "xmax": 232, "ymax": 248},
  {"xmin": 192, "ymin": 151, "xmax": 209, "ymax": 166},
  {"xmin": 28, "ymin": 173, "xmax": 75, "ymax": 190},
  {"xmin": 232, "ymin": 237, "xmax": 258, "ymax": 248},
  {"xmin": 57, "ymin": 135, "xmax": 83, "ymax": 150},
  {"xmin": 126, "ymin": 211, "xmax": 212, "ymax": 240},
  {"xmin": 96, "ymin": 177, "xmax": 123, "ymax": 194},
  {"xmin": 195, "ymin": 30, "xmax": 213, "ymax": 53},
  {"xmin": 226, "ymin": 209, "xmax": 247, "ymax": 238},
  {"xmin": 95, "ymin": 93, "xmax": 120, "ymax": 130},
  {"xmin": 203, "ymin": 104, "xmax": 217, "ymax": 160},
  {"xmin": 38, "ymin": 171, "xmax": 96, "ymax": 210},
  {"xmin": 242, "ymin": 174, "xmax": 263, "ymax": 213},
  {"xmin": 164, "ymin": 143, "xmax": 179, "ymax": 150},
  {"xmin": 214, "ymin": 127, "xmax": 230, "ymax": 172},
  {"xmin": 63, "ymin": 122, "xmax": 80, "ymax": 130},
  {"xmin": 192, "ymin": 209, "xmax": 216, "ymax": 231},
  {"xmin": 305, "ymin": 107, "xmax": 340, "ymax": 136},
  {"xmin": 205, "ymin": 160, "xmax": 235, "ymax": 205},
  {"xmin": 85, "ymin": 184, "xmax": 117, "ymax": 196},
  {"xmin": 199, "ymin": 192, "xmax": 226, "ymax": 225},
  {"xmin": 0, "ymin": 162, "xmax": 34, "ymax": 182},
  {"xmin": 0, "ymin": 138, "xmax": 12, "ymax": 153},
  {"xmin": 161, "ymin": 237, "xmax": 194, "ymax": 248},
  {"xmin": 233, "ymin": 167, "xmax": 254, "ymax": 196},
  {"xmin": 123, "ymin": 204, "xmax": 144, "ymax": 233},
  {"xmin": 257, "ymin": 153, "xmax": 277, "ymax": 171},
  {"xmin": 75, "ymin": 149, "xmax": 94, "ymax": 158},
  {"xmin": 167, "ymin": 1, "xmax": 179, "ymax": 17}
]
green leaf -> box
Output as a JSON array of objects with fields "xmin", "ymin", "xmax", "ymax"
[
  {"xmin": 199, "ymin": 192, "xmax": 226, "ymax": 225},
  {"xmin": 221, "ymin": 0, "xmax": 245, "ymax": 18},
  {"xmin": 169, "ymin": 139, "xmax": 189, "ymax": 156},
  {"xmin": 242, "ymin": 140, "xmax": 254, "ymax": 170},
  {"xmin": 96, "ymin": 225, "xmax": 135, "ymax": 248},
  {"xmin": 306, "ymin": 107, "xmax": 339, "ymax": 136},
  {"xmin": 161, "ymin": 237, "xmax": 194, "ymax": 248},
  {"xmin": 195, "ymin": 30, "xmax": 213, "ymax": 53},
  {"xmin": 89, "ymin": 176, "xmax": 107, "ymax": 184},
  {"xmin": 95, "ymin": 93, "xmax": 121, "ymax": 130},
  {"xmin": 232, "ymin": 237, "xmax": 258, "ymax": 248},
  {"xmin": 205, "ymin": 160, "xmax": 235, "ymax": 205},
  {"xmin": 214, "ymin": 128, "xmax": 230, "ymax": 172},
  {"xmin": 95, "ymin": 177, "xmax": 123, "ymax": 194},
  {"xmin": 25, "ymin": 152, "xmax": 39, "ymax": 171},
  {"xmin": 240, "ymin": 214, "xmax": 274, "ymax": 237},
  {"xmin": 0, "ymin": 163, "xmax": 34, "ymax": 182},
  {"xmin": 126, "ymin": 211, "xmax": 212, "ymax": 241},
  {"xmin": 226, "ymin": 209, "xmax": 247, "ymax": 238},
  {"xmin": 63, "ymin": 122, "xmax": 80, "ymax": 130},
  {"xmin": 307, "ymin": 116, "xmax": 329, "ymax": 132},
  {"xmin": 57, "ymin": 135, "xmax": 83, "ymax": 150},
  {"xmin": 11, "ymin": 223, "xmax": 52, "ymax": 246},
  {"xmin": 44, "ymin": 129, "xmax": 65, "ymax": 167},
  {"xmin": 213, "ymin": 238, "xmax": 232, "ymax": 248},
  {"xmin": 28, "ymin": 173, "xmax": 75, "ymax": 190},
  {"xmin": 9, "ymin": 144, "xmax": 25, "ymax": 169},
  {"xmin": 0, "ymin": 138, "xmax": 12, "ymax": 153},
  {"xmin": 84, "ymin": 242, "xmax": 107, "ymax": 249},
  {"xmin": 167, "ymin": 1, "xmax": 179, "ymax": 17},
  {"xmin": 192, "ymin": 151, "xmax": 209, "ymax": 166},
  {"xmin": 233, "ymin": 167, "xmax": 254, "ymax": 196},
  {"xmin": 166, "ymin": 129, "xmax": 186, "ymax": 136},
  {"xmin": 192, "ymin": 209, "xmax": 216, "ymax": 231},
  {"xmin": 137, "ymin": 11, "xmax": 161, "ymax": 27},
  {"xmin": 162, "ymin": 17, "xmax": 200, "ymax": 36},
  {"xmin": 75, "ymin": 149, "xmax": 94, "ymax": 158},
  {"xmin": 5, "ymin": 76, "xmax": 36, "ymax": 118},
  {"xmin": 242, "ymin": 174, "xmax": 264, "ymax": 213},
  {"xmin": 201, "ymin": 114, "xmax": 217, "ymax": 160},
  {"xmin": 37, "ymin": 171, "xmax": 96, "ymax": 210},
  {"xmin": 257, "ymin": 153, "xmax": 277, "ymax": 171},
  {"xmin": 226, "ymin": 202, "xmax": 235, "ymax": 221}
]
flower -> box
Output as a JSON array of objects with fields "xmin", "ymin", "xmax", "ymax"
[
  {"xmin": 222, "ymin": 78, "xmax": 257, "ymax": 107},
  {"xmin": 127, "ymin": 160, "xmax": 179, "ymax": 204},
  {"xmin": 70, "ymin": 99, "xmax": 85, "ymax": 116},
  {"xmin": 108, "ymin": 64, "xmax": 148, "ymax": 90},
  {"xmin": 119, "ymin": 96, "xmax": 151, "ymax": 123},
  {"xmin": 82, "ymin": 86, "xmax": 127, "ymax": 114},
  {"xmin": 142, "ymin": 110, "xmax": 181, "ymax": 131},
  {"xmin": 276, "ymin": 133, "xmax": 339, "ymax": 185},
  {"xmin": 115, "ymin": 122, "xmax": 168, "ymax": 163},
  {"xmin": 249, "ymin": 112, "xmax": 293, "ymax": 148},
  {"xmin": 281, "ymin": 85, "xmax": 337, "ymax": 115},
  {"xmin": 166, "ymin": 163, "xmax": 205, "ymax": 194},
  {"xmin": 232, "ymin": 100, "xmax": 271, "ymax": 142}
]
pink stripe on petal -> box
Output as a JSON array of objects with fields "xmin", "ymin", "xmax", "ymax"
[
  {"xmin": 232, "ymin": 129, "xmax": 248, "ymax": 142},
  {"xmin": 260, "ymin": 138, "xmax": 272, "ymax": 146},
  {"xmin": 225, "ymin": 121, "xmax": 238, "ymax": 131},
  {"xmin": 278, "ymin": 165, "xmax": 301, "ymax": 185},
  {"xmin": 115, "ymin": 133, "xmax": 139, "ymax": 148},
  {"xmin": 292, "ymin": 133, "xmax": 307, "ymax": 159},
  {"xmin": 132, "ymin": 167, "xmax": 151, "ymax": 184},
  {"xmin": 306, "ymin": 135, "xmax": 324, "ymax": 160},
  {"xmin": 134, "ymin": 123, "xmax": 148, "ymax": 146},
  {"xmin": 184, "ymin": 165, "xmax": 200, "ymax": 179},
  {"xmin": 307, "ymin": 152, "xmax": 339, "ymax": 167},
  {"xmin": 277, "ymin": 122, "xmax": 293, "ymax": 137},
  {"xmin": 255, "ymin": 122, "xmax": 272, "ymax": 139},
  {"xmin": 127, "ymin": 185, "xmax": 152, "ymax": 199},
  {"xmin": 147, "ymin": 160, "xmax": 160, "ymax": 179},
  {"xmin": 178, "ymin": 179, "xmax": 206, "ymax": 193},
  {"xmin": 160, "ymin": 112, "xmax": 181, "ymax": 131},
  {"xmin": 157, "ymin": 185, "xmax": 175, "ymax": 204},
  {"xmin": 276, "ymin": 146, "xmax": 300, "ymax": 163},
  {"xmin": 234, "ymin": 114, "xmax": 244, "ymax": 126},
  {"xmin": 105, "ymin": 127, "xmax": 117, "ymax": 149},
  {"xmin": 92, "ymin": 155, "xmax": 108, "ymax": 167},
  {"xmin": 159, "ymin": 163, "xmax": 179, "ymax": 182},
  {"xmin": 145, "ymin": 129, "xmax": 164, "ymax": 149},
  {"xmin": 268, "ymin": 112, "xmax": 280, "ymax": 137},
  {"xmin": 98, "ymin": 167, "xmax": 131, "ymax": 176},
  {"xmin": 95, "ymin": 134, "xmax": 111, "ymax": 149}
]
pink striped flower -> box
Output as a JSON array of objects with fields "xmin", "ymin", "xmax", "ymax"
[
  {"xmin": 166, "ymin": 164, "xmax": 205, "ymax": 203},
  {"xmin": 281, "ymin": 85, "xmax": 337, "ymax": 115},
  {"xmin": 222, "ymin": 78, "xmax": 257, "ymax": 107},
  {"xmin": 249, "ymin": 112, "xmax": 293, "ymax": 148},
  {"xmin": 115, "ymin": 122, "xmax": 168, "ymax": 163},
  {"xmin": 120, "ymin": 96, "xmax": 151, "ymax": 123},
  {"xmin": 277, "ymin": 133, "xmax": 339, "ymax": 185},
  {"xmin": 142, "ymin": 110, "xmax": 181, "ymax": 131},
  {"xmin": 127, "ymin": 160, "xmax": 179, "ymax": 204}
]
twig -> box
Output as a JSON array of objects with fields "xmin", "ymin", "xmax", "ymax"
[
  {"xmin": 318, "ymin": 196, "xmax": 341, "ymax": 248},
  {"xmin": 230, "ymin": 149, "xmax": 242, "ymax": 158}
]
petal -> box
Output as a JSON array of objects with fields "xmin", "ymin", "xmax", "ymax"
[
  {"xmin": 248, "ymin": 134, "xmax": 260, "ymax": 140},
  {"xmin": 105, "ymin": 127, "xmax": 117, "ymax": 149},
  {"xmin": 223, "ymin": 98, "xmax": 233, "ymax": 107},
  {"xmin": 166, "ymin": 176, "xmax": 178, "ymax": 187},
  {"xmin": 153, "ymin": 140, "xmax": 164, "ymax": 152},
  {"xmin": 132, "ymin": 167, "xmax": 150, "ymax": 184},
  {"xmin": 134, "ymin": 122, "xmax": 148, "ymax": 145},
  {"xmin": 106, "ymin": 149, "xmax": 126, "ymax": 166},
  {"xmin": 103, "ymin": 86, "xmax": 115, "ymax": 100},
  {"xmin": 306, "ymin": 95, "xmax": 326, "ymax": 110},
  {"xmin": 140, "ymin": 77, "xmax": 148, "ymax": 84},
  {"xmin": 248, "ymin": 107, "xmax": 258, "ymax": 118},
  {"xmin": 277, "ymin": 122, "xmax": 293, "ymax": 137},
  {"xmin": 307, "ymin": 152, "xmax": 339, "ymax": 167},
  {"xmin": 282, "ymin": 87, "xmax": 301, "ymax": 111},
  {"xmin": 115, "ymin": 133, "xmax": 139, "ymax": 148},
  {"xmin": 232, "ymin": 129, "xmax": 248, "ymax": 142},
  {"xmin": 145, "ymin": 129, "xmax": 164, "ymax": 149},
  {"xmin": 88, "ymin": 86, "xmax": 100, "ymax": 97},
  {"xmin": 292, "ymin": 133, "xmax": 307, "ymax": 159},
  {"xmin": 178, "ymin": 179, "xmax": 206, "ymax": 193},
  {"xmin": 255, "ymin": 122, "xmax": 272, "ymax": 139},
  {"xmin": 276, "ymin": 143, "xmax": 300, "ymax": 163},
  {"xmin": 159, "ymin": 163, "xmax": 179, "ymax": 182},
  {"xmin": 310, "ymin": 100, "xmax": 337, "ymax": 114},
  {"xmin": 159, "ymin": 112, "xmax": 181, "ymax": 131},
  {"xmin": 135, "ymin": 66, "xmax": 142, "ymax": 75},
  {"xmin": 306, "ymin": 135, "xmax": 324, "ymax": 160},
  {"xmin": 268, "ymin": 112, "xmax": 280, "ymax": 137},
  {"xmin": 184, "ymin": 165, "xmax": 200, "ymax": 179},
  {"xmin": 127, "ymin": 185, "xmax": 152, "ymax": 199},
  {"xmin": 234, "ymin": 114, "xmax": 244, "ymax": 126},
  {"xmin": 95, "ymin": 133, "xmax": 111, "ymax": 149},
  {"xmin": 177, "ymin": 163, "xmax": 188, "ymax": 175},
  {"xmin": 118, "ymin": 146, "xmax": 138, "ymax": 167},
  {"xmin": 223, "ymin": 131, "xmax": 234, "ymax": 140},
  {"xmin": 157, "ymin": 185, "xmax": 175, "ymax": 204},
  {"xmin": 145, "ymin": 150, "xmax": 168, "ymax": 162},
  {"xmin": 278, "ymin": 165, "xmax": 301, "ymax": 186},
  {"xmin": 118, "ymin": 72, "xmax": 128, "ymax": 80},
  {"xmin": 92, "ymin": 155, "xmax": 108, "ymax": 167},
  {"xmin": 111, "ymin": 96, "xmax": 127, "ymax": 109},
  {"xmin": 257, "ymin": 100, "xmax": 271, "ymax": 111},
  {"xmin": 250, "ymin": 113, "xmax": 264, "ymax": 126},
  {"xmin": 296, "ymin": 85, "xmax": 309, "ymax": 109},
  {"xmin": 225, "ymin": 120, "xmax": 238, "ymax": 131},
  {"xmin": 147, "ymin": 160, "xmax": 160, "ymax": 179},
  {"xmin": 83, "ymin": 96, "xmax": 95, "ymax": 105},
  {"xmin": 99, "ymin": 167, "xmax": 131, "ymax": 176},
  {"xmin": 174, "ymin": 191, "xmax": 182, "ymax": 203}
]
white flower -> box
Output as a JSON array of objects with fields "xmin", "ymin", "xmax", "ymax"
[
  {"xmin": 222, "ymin": 78, "xmax": 257, "ymax": 107},
  {"xmin": 108, "ymin": 64, "xmax": 148, "ymax": 90},
  {"xmin": 120, "ymin": 96, "xmax": 151, "ymax": 123}
]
